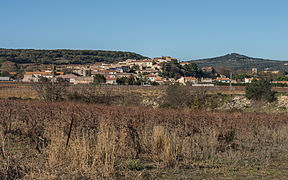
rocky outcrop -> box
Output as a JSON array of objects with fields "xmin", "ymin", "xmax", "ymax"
[
  {"xmin": 141, "ymin": 98, "xmax": 159, "ymax": 108},
  {"xmin": 277, "ymin": 96, "xmax": 288, "ymax": 108},
  {"xmin": 219, "ymin": 96, "xmax": 251, "ymax": 110}
]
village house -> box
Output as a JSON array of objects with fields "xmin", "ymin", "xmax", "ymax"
[
  {"xmin": 116, "ymin": 73, "xmax": 133, "ymax": 78},
  {"xmin": 143, "ymin": 74, "xmax": 156, "ymax": 82},
  {"xmin": 252, "ymin": 68, "xmax": 258, "ymax": 74},
  {"xmin": 200, "ymin": 77, "xmax": 213, "ymax": 83},
  {"xmin": 9, "ymin": 72, "xmax": 17, "ymax": 76},
  {"xmin": 178, "ymin": 77, "xmax": 198, "ymax": 85},
  {"xmin": 192, "ymin": 84, "xmax": 215, "ymax": 87},
  {"xmin": 244, "ymin": 77, "xmax": 259, "ymax": 83},
  {"xmin": 55, "ymin": 74, "xmax": 77, "ymax": 83},
  {"xmin": 129, "ymin": 59, "xmax": 154, "ymax": 68},
  {"xmin": 106, "ymin": 77, "xmax": 117, "ymax": 85},
  {"xmin": 180, "ymin": 62, "xmax": 190, "ymax": 66},
  {"xmin": 0, "ymin": 77, "xmax": 10, "ymax": 81},
  {"xmin": 135, "ymin": 69, "xmax": 159, "ymax": 75},
  {"xmin": 22, "ymin": 71, "xmax": 52, "ymax": 82},
  {"xmin": 93, "ymin": 70, "xmax": 117, "ymax": 78},
  {"xmin": 73, "ymin": 67, "xmax": 91, "ymax": 76},
  {"xmin": 99, "ymin": 63, "xmax": 113, "ymax": 69},
  {"xmin": 55, "ymin": 71, "xmax": 65, "ymax": 75},
  {"xmin": 155, "ymin": 76, "xmax": 164, "ymax": 85},
  {"xmin": 263, "ymin": 70, "xmax": 280, "ymax": 74},
  {"xmin": 116, "ymin": 66, "xmax": 129, "ymax": 73},
  {"xmin": 154, "ymin": 57, "xmax": 169, "ymax": 63},
  {"xmin": 154, "ymin": 56, "xmax": 180, "ymax": 64},
  {"xmin": 74, "ymin": 76, "xmax": 93, "ymax": 84},
  {"xmin": 118, "ymin": 61, "xmax": 128, "ymax": 66},
  {"xmin": 215, "ymin": 78, "xmax": 231, "ymax": 83},
  {"xmin": 151, "ymin": 64, "xmax": 161, "ymax": 71}
]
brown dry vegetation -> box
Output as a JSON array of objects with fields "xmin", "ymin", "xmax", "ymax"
[
  {"xmin": 1, "ymin": 100, "xmax": 288, "ymax": 179},
  {"xmin": 2, "ymin": 82, "xmax": 288, "ymax": 100}
]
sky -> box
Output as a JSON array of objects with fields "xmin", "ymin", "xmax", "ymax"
[{"xmin": 1, "ymin": 0, "xmax": 288, "ymax": 61}]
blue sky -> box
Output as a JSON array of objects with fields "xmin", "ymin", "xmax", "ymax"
[{"xmin": 1, "ymin": 0, "xmax": 288, "ymax": 61}]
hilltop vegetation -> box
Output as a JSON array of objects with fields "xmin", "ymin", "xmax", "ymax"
[
  {"xmin": 0, "ymin": 48, "xmax": 147, "ymax": 65},
  {"xmin": 190, "ymin": 53, "xmax": 288, "ymax": 71}
]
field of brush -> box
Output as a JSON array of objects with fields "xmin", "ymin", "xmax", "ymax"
[
  {"xmin": 0, "ymin": 82, "xmax": 248, "ymax": 100},
  {"xmin": 2, "ymin": 82, "xmax": 288, "ymax": 100},
  {"xmin": 1, "ymin": 99, "xmax": 288, "ymax": 179}
]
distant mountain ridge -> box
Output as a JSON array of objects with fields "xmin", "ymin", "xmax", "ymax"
[
  {"xmin": 0, "ymin": 48, "xmax": 147, "ymax": 65},
  {"xmin": 189, "ymin": 53, "xmax": 288, "ymax": 71}
]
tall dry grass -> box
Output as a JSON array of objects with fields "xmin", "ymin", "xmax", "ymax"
[{"xmin": 0, "ymin": 99, "xmax": 288, "ymax": 178}]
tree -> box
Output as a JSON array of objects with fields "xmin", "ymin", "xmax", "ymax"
[
  {"xmin": 161, "ymin": 62, "xmax": 202, "ymax": 79},
  {"xmin": 274, "ymin": 75, "xmax": 288, "ymax": 81},
  {"xmin": 130, "ymin": 65, "xmax": 140, "ymax": 72},
  {"xmin": 161, "ymin": 84, "xmax": 206, "ymax": 109},
  {"xmin": 150, "ymin": 81, "xmax": 159, "ymax": 86},
  {"xmin": 1, "ymin": 61, "xmax": 18, "ymax": 72},
  {"xmin": 1, "ymin": 71, "xmax": 10, "ymax": 77},
  {"xmin": 245, "ymin": 78, "xmax": 276, "ymax": 102},
  {"xmin": 0, "ymin": 49, "xmax": 147, "ymax": 65},
  {"xmin": 233, "ymin": 73, "xmax": 248, "ymax": 82},
  {"xmin": 116, "ymin": 77, "xmax": 127, "ymax": 85},
  {"xmin": 161, "ymin": 61, "xmax": 184, "ymax": 79},
  {"xmin": 162, "ymin": 84, "xmax": 193, "ymax": 108},
  {"xmin": 94, "ymin": 74, "xmax": 106, "ymax": 84},
  {"xmin": 34, "ymin": 80, "xmax": 68, "ymax": 101},
  {"xmin": 183, "ymin": 63, "xmax": 200, "ymax": 77},
  {"xmin": 127, "ymin": 75, "xmax": 136, "ymax": 85},
  {"xmin": 215, "ymin": 67, "xmax": 232, "ymax": 77}
]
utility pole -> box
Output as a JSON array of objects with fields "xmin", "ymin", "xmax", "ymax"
[
  {"xmin": 230, "ymin": 72, "xmax": 233, "ymax": 91},
  {"xmin": 141, "ymin": 73, "xmax": 143, "ymax": 86},
  {"xmin": 52, "ymin": 64, "xmax": 55, "ymax": 101},
  {"xmin": 52, "ymin": 64, "xmax": 55, "ymax": 86}
]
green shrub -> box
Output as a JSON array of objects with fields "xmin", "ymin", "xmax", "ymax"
[
  {"xmin": 94, "ymin": 74, "xmax": 106, "ymax": 84},
  {"xmin": 245, "ymin": 78, "xmax": 276, "ymax": 102},
  {"xmin": 162, "ymin": 85, "xmax": 207, "ymax": 109}
]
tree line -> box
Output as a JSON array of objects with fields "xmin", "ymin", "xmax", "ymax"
[{"xmin": 0, "ymin": 48, "xmax": 146, "ymax": 65}]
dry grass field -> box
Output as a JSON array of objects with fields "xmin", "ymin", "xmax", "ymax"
[
  {"xmin": 1, "ymin": 99, "xmax": 288, "ymax": 179},
  {"xmin": 0, "ymin": 83, "xmax": 166, "ymax": 100},
  {"xmin": 2, "ymin": 82, "xmax": 288, "ymax": 100}
]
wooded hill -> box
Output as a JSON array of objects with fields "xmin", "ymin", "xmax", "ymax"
[
  {"xmin": 0, "ymin": 48, "xmax": 147, "ymax": 65},
  {"xmin": 189, "ymin": 53, "xmax": 288, "ymax": 71}
]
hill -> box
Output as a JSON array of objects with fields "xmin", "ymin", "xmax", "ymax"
[
  {"xmin": 0, "ymin": 48, "xmax": 147, "ymax": 65},
  {"xmin": 189, "ymin": 53, "xmax": 288, "ymax": 71}
]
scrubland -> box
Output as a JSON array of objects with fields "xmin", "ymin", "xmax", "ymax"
[{"xmin": 1, "ymin": 98, "xmax": 288, "ymax": 179}]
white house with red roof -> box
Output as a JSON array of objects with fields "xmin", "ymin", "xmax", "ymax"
[
  {"xmin": 106, "ymin": 77, "xmax": 117, "ymax": 85},
  {"xmin": 143, "ymin": 74, "xmax": 156, "ymax": 82},
  {"xmin": 215, "ymin": 78, "xmax": 231, "ymax": 83},
  {"xmin": 245, "ymin": 77, "xmax": 259, "ymax": 83}
]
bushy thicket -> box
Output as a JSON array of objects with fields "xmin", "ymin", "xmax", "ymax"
[
  {"xmin": 162, "ymin": 84, "xmax": 207, "ymax": 109},
  {"xmin": 34, "ymin": 82, "xmax": 143, "ymax": 106},
  {"xmin": 245, "ymin": 78, "xmax": 276, "ymax": 102}
]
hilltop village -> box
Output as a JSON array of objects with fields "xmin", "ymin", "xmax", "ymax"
[{"xmin": 1, "ymin": 56, "xmax": 288, "ymax": 86}]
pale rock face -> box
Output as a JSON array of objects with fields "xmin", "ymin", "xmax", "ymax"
[
  {"xmin": 220, "ymin": 96, "xmax": 251, "ymax": 110},
  {"xmin": 141, "ymin": 98, "xmax": 159, "ymax": 108},
  {"xmin": 277, "ymin": 96, "xmax": 288, "ymax": 108}
]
